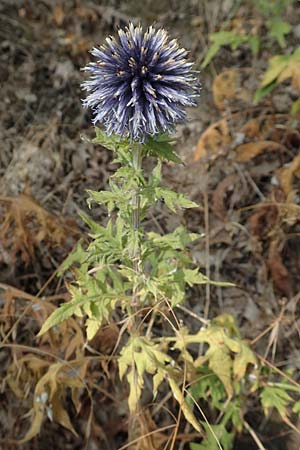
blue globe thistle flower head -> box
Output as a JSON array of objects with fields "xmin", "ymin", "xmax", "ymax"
[{"xmin": 82, "ymin": 23, "xmax": 200, "ymax": 143}]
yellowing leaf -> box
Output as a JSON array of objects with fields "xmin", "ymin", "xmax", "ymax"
[
  {"xmin": 233, "ymin": 342, "xmax": 256, "ymax": 380},
  {"xmin": 168, "ymin": 377, "xmax": 201, "ymax": 432},
  {"xmin": 261, "ymin": 50, "xmax": 300, "ymax": 89},
  {"xmin": 175, "ymin": 315, "xmax": 255, "ymax": 398},
  {"xmin": 205, "ymin": 345, "xmax": 233, "ymax": 397},
  {"xmin": 85, "ymin": 318, "xmax": 101, "ymax": 340},
  {"xmin": 119, "ymin": 337, "xmax": 171, "ymax": 412}
]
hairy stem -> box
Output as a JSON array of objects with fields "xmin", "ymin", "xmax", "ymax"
[
  {"xmin": 131, "ymin": 144, "xmax": 143, "ymax": 310},
  {"xmin": 128, "ymin": 144, "xmax": 143, "ymax": 442}
]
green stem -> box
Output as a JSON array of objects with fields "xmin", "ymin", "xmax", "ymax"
[
  {"xmin": 131, "ymin": 144, "xmax": 143, "ymax": 312},
  {"xmin": 128, "ymin": 144, "xmax": 144, "ymax": 443}
]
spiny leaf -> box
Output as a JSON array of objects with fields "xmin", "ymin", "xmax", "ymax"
[
  {"xmin": 38, "ymin": 292, "xmax": 86, "ymax": 336},
  {"xmin": 92, "ymin": 127, "xmax": 129, "ymax": 152},
  {"xmin": 184, "ymin": 269, "xmax": 234, "ymax": 288},
  {"xmin": 145, "ymin": 134, "xmax": 182, "ymax": 164},
  {"xmin": 155, "ymin": 187, "xmax": 198, "ymax": 212},
  {"xmin": 184, "ymin": 268, "xmax": 210, "ymax": 286},
  {"xmin": 57, "ymin": 241, "xmax": 86, "ymax": 276}
]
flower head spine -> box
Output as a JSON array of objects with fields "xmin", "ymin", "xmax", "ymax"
[{"xmin": 82, "ymin": 23, "xmax": 200, "ymax": 142}]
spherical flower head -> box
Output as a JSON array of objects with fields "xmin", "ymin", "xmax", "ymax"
[{"xmin": 81, "ymin": 23, "xmax": 200, "ymax": 143}]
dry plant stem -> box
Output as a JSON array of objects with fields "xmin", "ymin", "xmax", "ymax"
[{"xmin": 243, "ymin": 421, "xmax": 267, "ymax": 450}]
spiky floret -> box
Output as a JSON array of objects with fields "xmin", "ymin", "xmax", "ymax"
[{"xmin": 82, "ymin": 23, "xmax": 200, "ymax": 142}]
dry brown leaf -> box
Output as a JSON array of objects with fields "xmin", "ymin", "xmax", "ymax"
[
  {"xmin": 212, "ymin": 174, "xmax": 239, "ymax": 221},
  {"xmin": 194, "ymin": 119, "xmax": 231, "ymax": 161},
  {"xmin": 248, "ymin": 204, "xmax": 279, "ymax": 238},
  {"xmin": 129, "ymin": 411, "xmax": 166, "ymax": 450},
  {"xmin": 19, "ymin": 360, "xmax": 87, "ymax": 442},
  {"xmin": 52, "ymin": 391, "xmax": 78, "ymax": 436},
  {"xmin": 75, "ymin": 6, "xmax": 98, "ymax": 21},
  {"xmin": 241, "ymin": 118, "xmax": 261, "ymax": 139},
  {"xmin": 235, "ymin": 141, "xmax": 285, "ymax": 162},
  {"xmin": 95, "ymin": 323, "xmax": 119, "ymax": 353},
  {"xmin": 268, "ymin": 239, "xmax": 292, "ymax": 297},
  {"xmin": 277, "ymin": 203, "xmax": 300, "ymax": 225},
  {"xmin": 276, "ymin": 154, "xmax": 300, "ymax": 197},
  {"xmin": 213, "ymin": 69, "xmax": 239, "ymax": 110},
  {"xmin": 20, "ymin": 405, "xmax": 45, "ymax": 443},
  {"xmin": 0, "ymin": 193, "xmax": 78, "ymax": 265},
  {"xmin": 213, "ymin": 69, "xmax": 251, "ymax": 111},
  {"xmin": 53, "ymin": 5, "xmax": 64, "ymax": 26}
]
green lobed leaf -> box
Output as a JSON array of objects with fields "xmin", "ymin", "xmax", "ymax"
[
  {"xmin": 183, "ymin": 268, "xmax": 210, "ymax": 287},
  {"xmin": 144, "ymin": 134, "xmax": 182, "ymax": 164},
  {"xmin": 187, "ymin": 367, "xmax": 226, "ymax": 411},
  {"xmin": 260, "ymin": 385, "xmax": 292, "ymax": 419},
  {"xmin": 85, "ymin": 318, "xmax": 102, "ymax": 340},
  {"xmin": 202, "ymin": 32, "xmax": 249, "ymax": 68},
  {"xmin": 267, "ymin": 18, "xmax": 291, "ymax": 48},
  {"xmin": 155, "ymin": 187, "xmax": 198, "ymax": 212},
  {"xmin": 92, "ymin": 128, "xmax": 129, "ymax": 152},
  {"xmin": 147, "ymin": 227, "xmax": 201, "ymax": 251},
  {"xmin": 190, "ymin": 423, "xmax": 234, "ymax": 450},
  {"xmin": 38, "ymin": 290, "xmax": 86, "ymax": 336},
  {"xmin": 57, "ymin": 241, "xmax": 86, "ymax": 276}
]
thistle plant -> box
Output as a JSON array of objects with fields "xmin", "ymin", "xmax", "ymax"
[{"xmin": 38, "ymin": 24, "xmax": 283, "ymax": 447}]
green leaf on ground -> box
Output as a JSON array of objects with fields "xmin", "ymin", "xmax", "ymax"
[
  {"xmin": 260, "ymin": 385, "xmax": 292, "ymax": 419},
  {"xmin": 190, "ymin": 423, "xmax": 234, "ymax": 450}
]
